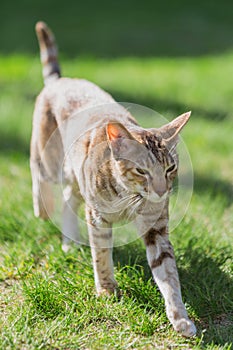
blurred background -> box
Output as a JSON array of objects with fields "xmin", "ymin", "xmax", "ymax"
[{"xmin": 1, "ymin": 0, "xmax": 233, "ymax": 57}]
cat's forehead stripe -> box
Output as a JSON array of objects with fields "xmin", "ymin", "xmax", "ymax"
[
  {"xmin": 148, "ymin": 150, "xmax": 156, "ymax": 164},
  {"xmin": 132, "ymin": 131, "xmax": 163, "ymax": 163},
  {"xmin": 144, "ymin": 135, "xmax": 163, "ymax": 162}
]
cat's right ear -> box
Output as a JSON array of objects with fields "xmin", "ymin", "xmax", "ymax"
[
  {"xmin": 106, "ymin": 123, "xmax": 134, "ymax": 158},
  {"xmin": 106, "ymin": 123, "xmax": 133, "ymax": 141},
  {"xmin": 158, "ymin": 111, "xmax": 191, "ymax": 142}
]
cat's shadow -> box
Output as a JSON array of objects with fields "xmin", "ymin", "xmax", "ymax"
[
  {"xmin": 178, "ymin": 239, "xmax": 233, "ymax": 346},
  {"xmin": 114, "ymin": 239, "xmax": 233, "ymax": 346}
]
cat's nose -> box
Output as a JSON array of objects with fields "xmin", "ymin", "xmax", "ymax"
[{"xmin": 157, "ymin": 189, "xmax": 167, "ymax": 198}]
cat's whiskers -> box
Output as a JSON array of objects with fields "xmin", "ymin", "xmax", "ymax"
[
  {"xmin": 113, "ymin": 193, "xmax": 138, "ymax": 208},
  {"xmin": 126, "ymin": 194, "xmax": 143, "ymax": 220},
  {"xmin": 109, "ymin": 193, "xmax": 141, "ymax": 218}
]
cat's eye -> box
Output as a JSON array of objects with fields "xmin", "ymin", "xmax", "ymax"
[
  {"xmin": 135, "ymin": 168, "xmax": 148, "ymax": 175},
  {"xmin": 166, "ymin": 164, "xmax": 176, "ymax": 174}
]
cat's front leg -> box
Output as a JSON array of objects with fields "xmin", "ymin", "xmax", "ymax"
[
  {"xmin": 86, "ymin": 207, "xmax": 117, "ymax": 296},
  {"xmin": 143, "ymin": 226, "xmax": 196, "ymax": 337}
]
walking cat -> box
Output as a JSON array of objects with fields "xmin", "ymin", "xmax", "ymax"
[{"xmin": 30, "ymin": 21, "xmax": 196, "ymax": 337}]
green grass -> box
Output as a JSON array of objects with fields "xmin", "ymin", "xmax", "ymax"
[
  {"xmin": 1, "ymin": 1, "xmax": 233, "ymax": 345},
  {"xmin": 0, "ymin": 53, "xmax": 232, "ymax": 349}
]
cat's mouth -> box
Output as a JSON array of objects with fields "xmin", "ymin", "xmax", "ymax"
[{"xmin": 140, "ymin": 191, "xmax": 168, "ymax": 204}]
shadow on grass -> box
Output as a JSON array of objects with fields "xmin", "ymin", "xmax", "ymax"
[
  {"xmin": 0, "ymin": 132, "xmax": 29, "ymax": 155},
  {"xmin": 194, "ymin": 173, "xmax": 233, "ymax": 207},
  {"xmin": 179, "ymin": 240, "xmax": 233, "ymax": 346},
  {"xmin": 109, "ymin": 89, "xmax": 229, "ymax": 122}
]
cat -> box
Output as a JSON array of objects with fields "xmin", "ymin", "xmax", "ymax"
[{"xmin": 30, "ymin": 21, "xmax": 196, "ymax": 337}]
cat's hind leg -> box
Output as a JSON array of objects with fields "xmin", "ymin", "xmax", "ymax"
[
  {"xmin": 62, "ymin": 184, "xmax": 81, "ymax": 252},
  {"xmin": 30, "ymin": 159, "xmax": 54, "ymax": 219},
  {"xmin": 30, "ymin": 98, "xmax": 62, "ymax": 220}
]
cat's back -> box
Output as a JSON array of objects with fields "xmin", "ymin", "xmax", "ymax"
[
  {"xmin": 38, "ymin": 77, "xmax": 115, "ymax": 123},
  {"xmin": 34, "ymin": 76, "xmax": 138, "ymax": 137},
  {"xmin": 50, "ymin": 77, "xmax": 114, "ymax": 104}
]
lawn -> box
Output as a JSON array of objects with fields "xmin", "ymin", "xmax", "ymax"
[{"xmin": 0, "ymin": 1, "xmax": 233, "ymax": 349}]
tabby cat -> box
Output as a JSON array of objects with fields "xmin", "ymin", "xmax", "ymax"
[{"xmin": 30, "ymin": 21, "xmax": 196, "ymax": 337}]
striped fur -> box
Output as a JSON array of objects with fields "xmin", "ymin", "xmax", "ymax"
[
  {"xmin": 35, "ymin": 21, "xmax": 61, "ymax": 84},
  {"xmin": 30, "ymin": 21, "xmax": 196, "ymax": 337}
]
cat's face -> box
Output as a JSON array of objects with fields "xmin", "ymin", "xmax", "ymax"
[
  {"xmin": 107, "ymin": 112, "xmax": 190, "ymax": 203},
  {"xmin": 107, "ymin": 134, "xmax": 177, "ymax": 203}
]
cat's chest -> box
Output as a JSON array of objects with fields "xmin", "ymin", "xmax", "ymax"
[{"xmin": 93, "ymin": 191, "xmax": 166, "ymax": 224}]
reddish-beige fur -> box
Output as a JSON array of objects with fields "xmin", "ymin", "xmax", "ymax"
[{"xmin": 30, "ymin": 21, "xmax": 196, "ymax": 337}]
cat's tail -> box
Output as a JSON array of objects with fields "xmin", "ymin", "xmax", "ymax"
[{"xmin": 35, "ymin": 21, "xmax": 61, "ymax": 85}]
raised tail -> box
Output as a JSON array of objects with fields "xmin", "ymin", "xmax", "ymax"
[{"xmin": 35, "ymin": 21, "xmax": 61, "ymax": 85}]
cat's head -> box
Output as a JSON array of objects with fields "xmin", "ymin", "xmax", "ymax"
[{"xmin": 106, "ymin": 111, "xmax": 191, "ymax": 203}]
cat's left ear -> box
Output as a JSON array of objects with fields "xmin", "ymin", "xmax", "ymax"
[{"xmin": 158, "ymin": 111, "xmax": 191, "ymax": 146}]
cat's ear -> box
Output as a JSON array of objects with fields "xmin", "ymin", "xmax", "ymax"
[
  {"xmin": 158, "ymin": 111, "xmax": 191, "ymax": 145},
  {"xmin": 106, "ymin": 123, "xmax": 133, "ymax": 141},
  {"xmin": 106, "ymin": 122, "xmax": 134, "ymax": 158}
]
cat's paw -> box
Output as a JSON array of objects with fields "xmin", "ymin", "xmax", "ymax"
[
  {"xmin": 97, "ymin": 288, "xmax": 115, "ymax": 297},
  {"xmin": 62, "ymin": 242, "xmax": 80, "ymax": 253},
  {"xmin": 173, "ymin": 318, "xmax": 196, "ymax": 337},
  {"xmin": 97, "ymin": 282, "xmax": 118, "ymax": 297},
  {"xmin": 62, "ymin": 243, "xmax": 71, "ymax": 253}
]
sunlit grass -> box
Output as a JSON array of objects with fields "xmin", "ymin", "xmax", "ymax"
[{"xmin": 0, "ymin": 52, "xmax": 232, "ymax": 349}]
